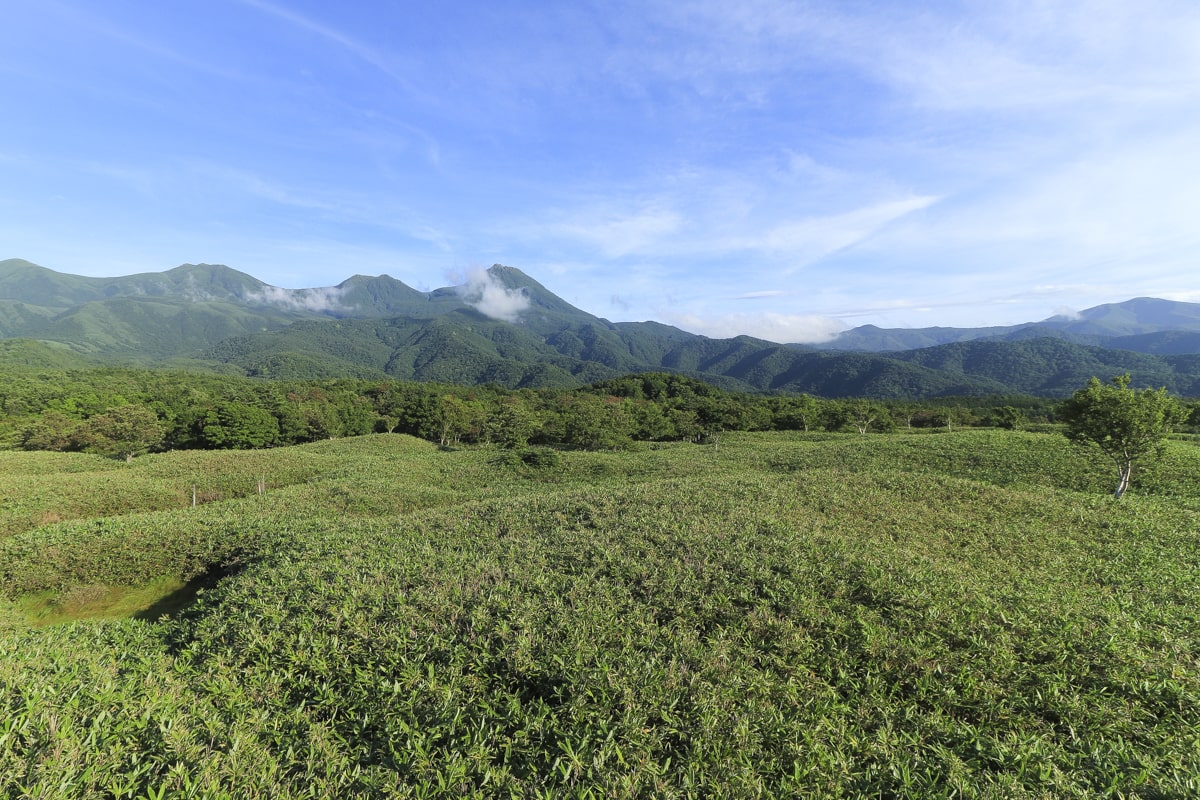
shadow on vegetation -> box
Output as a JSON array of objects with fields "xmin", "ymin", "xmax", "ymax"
[{"xmin": 132, "ymin": 563, "xmax": 240, "ymax": 622}]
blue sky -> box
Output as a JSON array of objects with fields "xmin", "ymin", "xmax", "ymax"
[{"xmin": 3, "ymin": 1, "xmax": 1199, "ymax": 342}]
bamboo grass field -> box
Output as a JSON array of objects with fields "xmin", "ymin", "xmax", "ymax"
[{"xmin": 2, "ymin": 430, "xmax": 1199, "ymax": 797}]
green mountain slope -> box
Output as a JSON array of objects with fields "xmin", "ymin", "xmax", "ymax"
[
  {"xmin": 0, "ymin": 301, "xmax": 57, "ymax": 337},
  {"xmin": 0, "ymin": 338, "xmax": 92, "ymax": 371},
  {"xmin": 206, "ymin": 307, "xmax": 1182, "ymax": 398},
  {"xmin": 0, "ymin": 259, "xmax": 270, "ymax": 308},
  {"xmin": 25, "ymin": 297, "xmax": 310, "ymax": 359},
  {"xmin": 823, "ymin": 297, "xmax": 1200, "ymax": 351},
  {"xmin": 201, "ymin": 301, "xmax": 1200, "ymax": 398},
  {"xmin": 821, "ymin": 323, "xmax": 1030, "ymax": 351},
  {"xmin": 1064, "ymin": 296, "xmax": 1200, "ymax": 336},
  {"xmin": 5, "ymin": 259, "xmax": 1200, "ymax": 397},
  {"xmin": 889, "ymin": 338, "xmax": 1194, "ymax": 395},
  {"xmin": 333, "ymin": 274, "xmax": 447, "ymax": 317},
  {"xmin": 1102, "ymin": 330, "xmax": 1200, "ymax": 355}
]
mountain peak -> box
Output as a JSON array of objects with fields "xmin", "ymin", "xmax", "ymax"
[
  {"xmin": 477, "ymin": 264, "xmax": 583, "ymax": 318},
  {"xmin": 332, "ymin": 273, "xmax": 433, "ymax": 316},
  {"xmin": 485, "ymin": 264, "xmax": 538, "ymax": 289},
  {"xmin": 0, "ymin": 258, "xmax": 43, "ymax": 271},
  {"xmin": 1063, "ymin": 296, "xmax": 1200, "ymax": 336},
  {"xmin": 0, "ymin": 259, "xmax": 111, "ymax": 308},
  {"xmin": 157, "ymin": 263, "xmax": 268, "ymax": 296}
]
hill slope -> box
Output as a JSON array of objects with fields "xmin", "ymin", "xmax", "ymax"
[
  {"xmin": 822, "ymin": 296, "xmax": 1200, "ymax": 351},
  {"xmin": 5, "ymin": 259, "xmax": 1200, "ymax": 397},
  {"xmin": 2, "ymin": 432, "xmax": 1199, "ymax": 796}
]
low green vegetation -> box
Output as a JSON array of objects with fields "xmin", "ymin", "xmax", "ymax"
[
  {"xmin": 1058, "ymin": 374, "xmax": 1189, "ymax": 498},
  {"xmin": 13, "ymin": 575, "xmax": 196, "ymax": 626},
  {"xmin": 2, "ymin": 429, "xmax": 1199, "ymax": 797}
]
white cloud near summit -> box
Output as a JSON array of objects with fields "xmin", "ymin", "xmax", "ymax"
[
  {"xmin": 242, "ymin": 285, "xmax": 350, "ymax": 313},
  {"xmin": 456, "ymin": 269, "xmax": 531, "ymax": 323}
]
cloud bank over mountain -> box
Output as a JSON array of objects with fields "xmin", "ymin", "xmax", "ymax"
[
  {"xmin": 661, "ymin": 311, "xmax": 847, "ymax": 344},
  {"xmin": 455, "ymin": 269, "xmax": 531, "ymax": 323},
  {"xmin": 242, "ymin": 285, "xmax": 352, "ymax": 313}
]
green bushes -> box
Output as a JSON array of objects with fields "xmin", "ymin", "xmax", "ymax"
[
  {"xmin": 0, "ymin": 443, "xmax": 342, "ymax": 539},
  {"xmin": 2, "ymin": 367, "xmax": 1076, "ymax": 459},
  {"xmin": 490, "ymin": 447, "xmax": 562, "ymax": 473},
  {"xmin": 1, "ymin": 431, "xmax": 1199, "ymax": 797}
]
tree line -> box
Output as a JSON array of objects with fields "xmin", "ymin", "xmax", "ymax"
[{"xmin": 2, "ymin": 368, "xmax": 1198, "ymax": 459}]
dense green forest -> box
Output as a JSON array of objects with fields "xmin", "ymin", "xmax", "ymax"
[{"xmin": 0, "ymin": 367, "xmax": 1142, "ymax": 457}]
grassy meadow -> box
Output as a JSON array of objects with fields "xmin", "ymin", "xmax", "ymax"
[{"xmin": 1, "ymin": 430, "xmax": 1199, "ymax": 798}]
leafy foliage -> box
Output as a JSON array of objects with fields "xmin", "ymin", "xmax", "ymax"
[
  {"xmin": 0, "ymin": 368, "xmax": 1078, "ymax": 460},
  {"xmin": 200, "ymin": 402, "xmax": 281, "ymax": 449},
  {"xmin": 1057, "ymin": 374, "xmax": 1188, "ymax": 498},
  {"xmin": 74, "ymin": 404, "xmax": 165, "ymax": 462}
]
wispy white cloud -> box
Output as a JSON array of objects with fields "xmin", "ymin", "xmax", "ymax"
[
  {"xmin": 661, "ymin": 311, "xmax": 846, "ymax": 344},
  {"xmin": 188, "ymin": 161, "xmax": 344, "ymax": 213},
  {"xmin": 864, "ymin": 2, "xmax": 1200, "ymax": 112},
  {"xmin": 242, "ymin": 285, "xmax": 351, "ymax": 313},
  {"xmin": 455, "ymin": 269, "xmax": 531, "ymax": 323},
  {"xmin": 745, "ymin": 195, "xmax": 939, "ymax": 268},
  {"xmin": 193, "ymin": 161, "xmax": 456, "ymax": 251},
  {"xmin": 631, "ymin": 0, "xmax": 1200, "ymax": 113},
  {"xmin": 826, "ymin": 123, "xmax": 1200, "ymax": 320},
  {"xmin": 32, "ymin": 0, "xmax": 257, "ymax": 83},
  {"xmin": 96, "ymin": 156, "xmax": 458, "ymax": 254},
  {"xmin": 544, "ymin": 204, "xmax": 684, "ymax": 259},
  {"xmin": 1051, "ymin": 307, "xmax": 1083, "ymax": 321},
  {"xmin": 736, "ymin": 290, "xmax": 788, "ymax": 300},
  {"xmin": 508, "ymin": 175, "xmax": 936, "ymax": 275},
  {"xmin": 233, "ymin": 0, "xmax": 418, "ymax": 92},
  {"xmin": 7, "ymin": 0, "xmax": 1200, "ymax": 336}
]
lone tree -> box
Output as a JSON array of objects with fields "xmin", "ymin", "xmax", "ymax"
[
  {"xmin": 76, "ymin": 404, "xmax": 166, "ymax": 462},
  {"xmin": 1057, "ymin": 374, "xmax": 1186, "ymax": 498}
]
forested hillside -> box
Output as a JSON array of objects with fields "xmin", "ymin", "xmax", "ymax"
[
  {"xmin": 5, "ymin": 260, "xmax": 1200, "ymax": 398},
  {"xmin": 3, "ymin": 368, "xmax": 1199, "ymax": 466},
  {"xmin": 199, "ymin": 322, "xmax": 1200, "ymax": 398},
  {"xmin": 821, "ymin": 296, "xmax": 1200, "ymax": 350},
  {"xmin": 887, "ymin": 337, "xmax": 1200, "ymax": 396}
]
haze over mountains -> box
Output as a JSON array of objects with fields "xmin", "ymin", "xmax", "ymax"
[
  {"xmin": 823, "ymin": 297, "xmax": 1200, "ymax": 353},
  {"xmin": 3, "ymin": 258, "xmax": 1200, "ymax": 399}
]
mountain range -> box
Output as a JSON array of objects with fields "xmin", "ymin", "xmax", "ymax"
[
  {"xmin": 822, "ymin": 296, "xmax": 1200, "ymax": 353},
  {"xmin": 3, "ymin": 257, "xmax": 1200, "ymax": 399}
]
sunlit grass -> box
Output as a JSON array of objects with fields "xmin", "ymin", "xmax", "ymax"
[
  {"xmin": 1, "ymin": 430, "xmax": 1198, "ymax": 797},
  {"xmin": 14, "ymin": 575, "xmax": 193, "ymax": 626}
]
